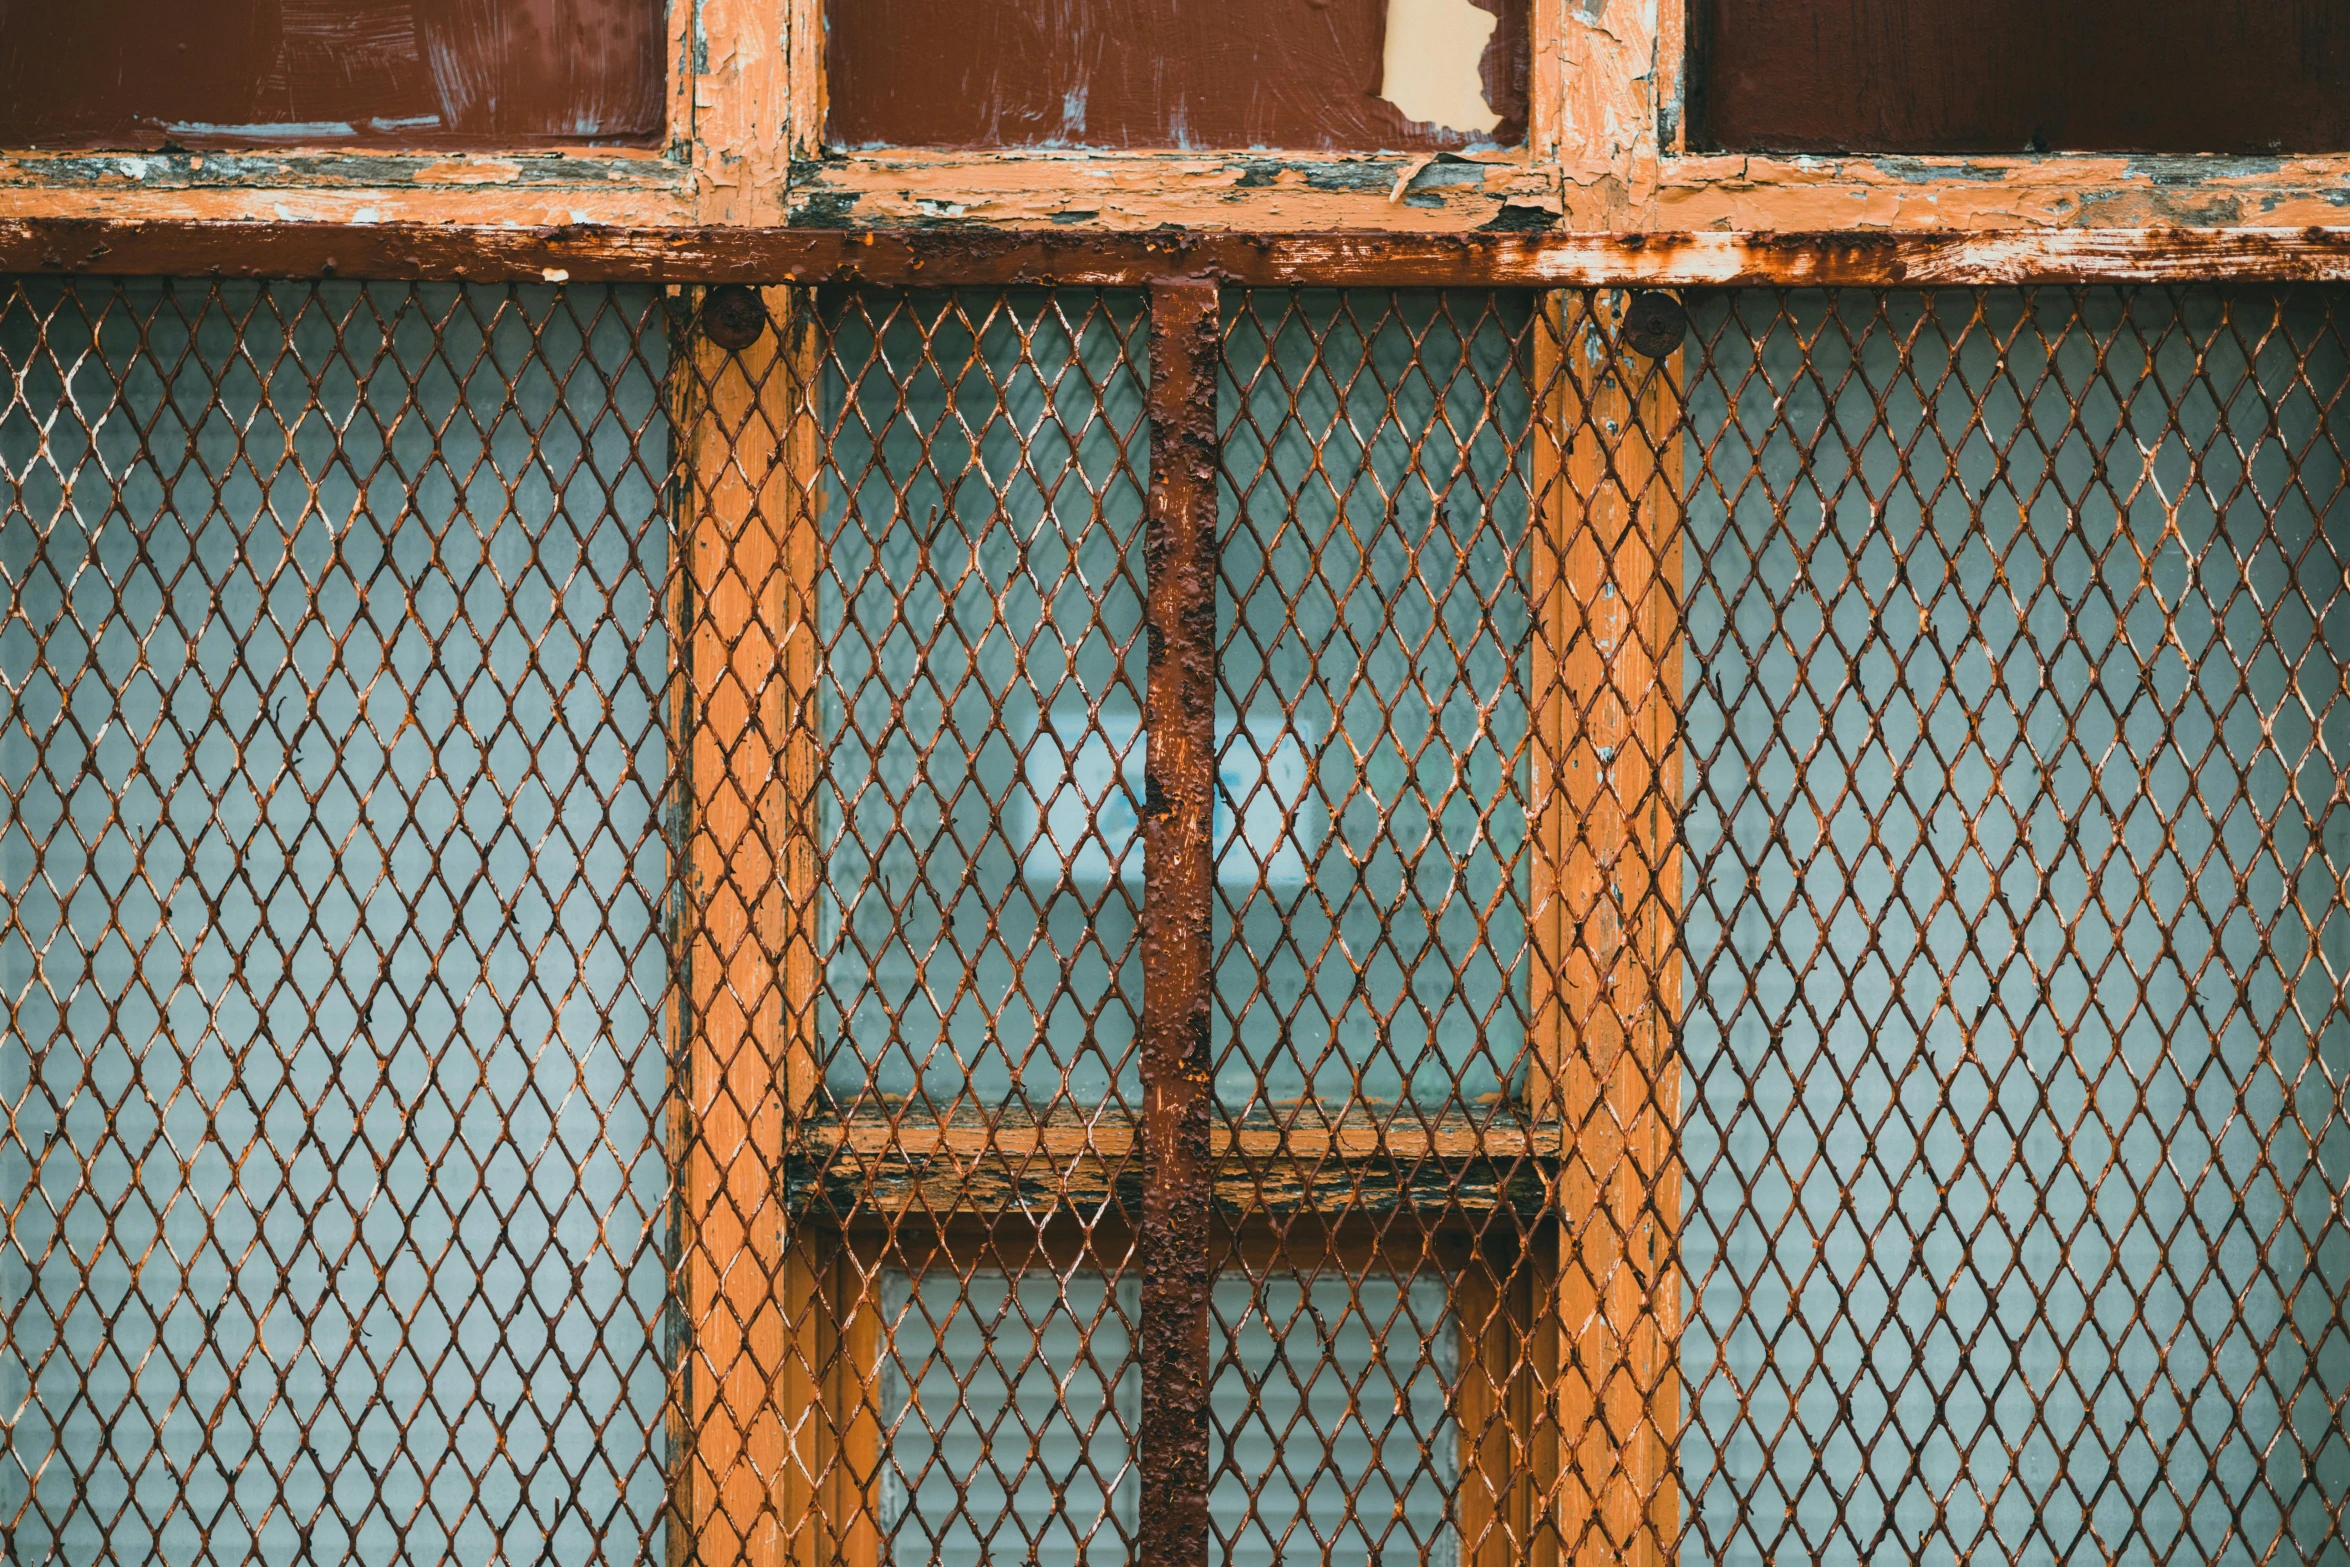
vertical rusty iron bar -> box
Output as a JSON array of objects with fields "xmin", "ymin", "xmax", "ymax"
[{"xmin": 1138, "ymin": 276, "xmax": 1220, "ymax": 1567}]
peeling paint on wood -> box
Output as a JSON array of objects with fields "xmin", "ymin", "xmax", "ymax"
[
  {"xmin": 681, "ymin": 0, "xmax": 802, "ymax": 222},
  {"xmin": 1571, "ymin": 152, "xmax": 2350, "ymax": 233},
  {"xmin": 4, "ymin": 218, "xmax": 2348, "ymax": 286},
  {"xmin": 14, "ymin": 147, "xmax": 2339, "ymax": 241},
  {"xmin": 786, "ymin": 1119, "xmax": 1558, "ymax": 1217},
  {"xmin": 780, "ymin": 148, "xmax": 1554, "ymax": 230},
  {"xmin": 0, "ymin": 0, "xmax": 2341, "ymax": 252},
  {"xmin": 0, "ymin": 149, "xmax": 680, "ymax": 192}
]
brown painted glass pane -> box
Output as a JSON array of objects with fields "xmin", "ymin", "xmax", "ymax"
[
  {"xmin": 0, "ymin": 0, "xmax": 663, "ymax": 150},
  {"xmin": 826, "ymin": 0, "xmax": 1527, "ymax": 152},
  {"xmin": 1694, "ymin": 0, "xmax": 2350, "ymax": 153}
]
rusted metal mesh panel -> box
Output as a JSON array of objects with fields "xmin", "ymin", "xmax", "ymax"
[
  {"xmin": 0, "ymin": 280, "xmax": 675, "ymax": 1565},
  {"xmin": 1216, "ymin": 289, "xmax": 1534, "ymax": 1124},
  {"xmin": 1208, "ymin": 290, "xmax": 1531, "ymax": 1567},
  {"xmin": 1669, "ymin": 286, "xmax": 2350, "ymax": 1567},
  {"xmin": 814, "ymin": 287, "xmax": 1150, "ymax": 1131},
  {"xmin": 801, "ymin": 286, "xmax": 1154, "ymax": 1567},
  {"xmin": 9, "ymin": 275, "xmax": 2348, "ymax": 1567}
]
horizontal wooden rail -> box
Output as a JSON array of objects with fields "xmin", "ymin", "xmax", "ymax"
[
  {"xmin": 6, "ymin": 219, "xmax": 2350, "ymax": 286},
  {"xmin": 787, "ymin": 1114, "xmax": 1563, "ymax": 1216}
]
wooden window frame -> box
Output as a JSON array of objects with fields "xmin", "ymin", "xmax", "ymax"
[
  {"xmin": 0, "ymin": 0, "xmax": 2348, "ymax": 253},
  {"xmin": 663, "ymin": 270, "xmax": 1693, "ymax": 1567},
  {"xmin": 7, "ymin": 9, "xmax": 2337, "ymax": 1567}
]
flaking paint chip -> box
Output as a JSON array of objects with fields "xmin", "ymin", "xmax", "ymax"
[{"xmin": 1379, "ymin": 0, "xmax": 1500, "ymax": 135}]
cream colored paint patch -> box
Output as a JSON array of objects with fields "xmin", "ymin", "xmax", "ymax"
[{"xmin": 1379, "ymin": 0, "xmax": 1500, "ymax": 135}]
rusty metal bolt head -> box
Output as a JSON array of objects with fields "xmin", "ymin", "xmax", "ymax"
[
  {"xmin": 703, "ymin": 285, "xmax": 768, "ymax": 352},
  {"xmin": 1621, "ymin": 291, "xmax": 1687, "ymax": 359}
]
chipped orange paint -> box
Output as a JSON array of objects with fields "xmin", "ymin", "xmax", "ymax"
[
  {"xmin": 684, "ymin": 0, "xmax": 799, "ymax": 222},
  {"xmin": 780, "ymin": 148, "xmax": 1559, "ymax": 231},
  {"xmin": 2, "ymin": 145, "xmax": 2347, "ymax": 243},
  {"xmin": 1591, "ymin": 153, "xmax": 2350, "ymax": 232},
  {"xmin": 0, "ymin": 0, "xmax": 2342, "ymax": 254},
  {"xmin": 1554, "ymin": 0, "xmax": 1668, "ymax": 168}
]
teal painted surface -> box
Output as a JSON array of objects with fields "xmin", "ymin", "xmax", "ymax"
[
  {"xmin": 816, "ymin": 290, "xmax": 1152, "ymax": 1118},
  {"xmin": 815, "ymin": 289, "xmax": 1533, "ymax": 1119},
  {"xmin": 1676, "ymin": 288, "xmax": 2350, "ymax": 1566},
  {"xmin": 0, "ymin": 282, "xmax": 673, "ymax": 1565},
  {"xmin": 876, "ymin": 1267, "xmax": 1456, "ymax": 1567},
  {"xmin": 1215, "ymin": 291, "xmax": 1532, "ymax": 1118}
]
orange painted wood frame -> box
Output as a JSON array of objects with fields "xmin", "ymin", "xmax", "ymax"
[
  {"xmin": 1531, "ymin": 290, "xmax": 1688, "ymax": 1567},
  {"xmin": 667, "ymin": 281, "xmax": 1694, "ymax": 1567},
  {"xmin": 669, "ymin": 283, "xmax": 830, "ymax": 1567}
]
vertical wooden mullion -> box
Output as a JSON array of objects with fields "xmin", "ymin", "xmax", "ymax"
[
  {"xmin": 674, "ymin": 285, "xmax": 870, "ymax": 1567},
  {"xmin": 1137, "ymin": 277, "xmax": 1221, "ymax": 1567},
  {"xmin": 1532, "ymin": 290, "xmax": 1688, "ymax": 1567},
  {"xmin": 1459, "ymin": 1236, "xmax": 1555, "ymax": 1567}
]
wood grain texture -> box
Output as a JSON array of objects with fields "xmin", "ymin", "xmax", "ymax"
[
  {"xmin": 6, "ymin": 149, "xmax": 2350, "ymax": 239},
  {"xmin": 9, "ymin": 218, "xmax": 2350, "ymax": 284},
  {"xmin": 685, "ymin": 0, "xmax": 796, "ymax": 221},
  {"xmin": 776, "ymin": 1238, "xmax": 880, "ymax": 1567},
  {"xmin": 0, "ymin": 0, "xmax": 663, "ymax": 150},
  {"xmin": 787, "ymin": 1114, "xmax": 1557, "ymax": 1216},
  {"xmin": 1457, "ymin": 1234, "xmax": 1556, "ymax": 1567},
  {"xmin": 1553, "ymin": 0, "xmax": 1669, "ymax": 168},
  {"xmin": 1533, "ymin": 291, "xmax": 1685, "ymax": 1567},
  {"xmin": 825, "ymin": 0, "xmax": 1527, "ymax": 151},
  {"xmin": 672, "ymin": 284, "xmax": 821, "ymax": 1567}
]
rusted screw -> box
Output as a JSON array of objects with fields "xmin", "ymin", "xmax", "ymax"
[
  {"xmin": 1621, "ymin": 291, "xmax": 1686, "ymax": 358},
  {"xmin": 702, "ymin": 284, "xmax": 768, "ymax": 352}
]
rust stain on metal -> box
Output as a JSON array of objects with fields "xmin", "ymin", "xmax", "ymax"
[{"xmin": 1139, "ymin": 276, "xmax": 1220, "ymax": 1567}]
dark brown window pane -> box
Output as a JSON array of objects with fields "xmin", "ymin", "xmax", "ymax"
[
  {"xmin": 1694, "ymin": 0, "xmax": 2350, "ymax": 154},
  {"xmin": 0, "ymin": 0, "xmax": 663, "ymax": 150},
  {"xmin": 826, "ymin": 0, "xmax": 1527, "ymax": 152}
]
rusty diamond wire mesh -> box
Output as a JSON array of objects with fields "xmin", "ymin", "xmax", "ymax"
[
  {"xmin": 4, "ymin": 276, "xmax": 2347, "ymax": 1567},
  {"xmin": 808, "ymin": 287, "xmax": 1153, "ymax": 1567},
  {"xmin": 1670, "ymin": 286, "xmax": 2350, "ymax": 1567},
  {"xmin": 0, "ymin": 280, "xmax": 675, "ymax": 1565}
]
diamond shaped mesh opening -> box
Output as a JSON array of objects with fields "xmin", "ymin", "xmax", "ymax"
[
  {"xmin": 6, "ymin": 275, "xmax": 2347, "ymax": 1567},
  {"xmin": 1216, "ymin": 289, "xmax": 1535, "ymax": 1124},
  {"xmin": 0, "ymin": 280, "xmax": 673, "ymax": 1566},
  {"xmin": 876, "ymin": 1266, "xmax": 1141, "ymax": 1567},
  {"xmin": 813, "ymin": 288, "xmax": 1150, "ymax": 1127},
  {"xmin": 1672, "ymin": 286, "xmax": 2350, "ymax": 1566}
]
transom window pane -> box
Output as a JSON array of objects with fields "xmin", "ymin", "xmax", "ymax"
[{"xmin": 876, "ymin": 1267, "xmax": 1459, "ymax": 1567}]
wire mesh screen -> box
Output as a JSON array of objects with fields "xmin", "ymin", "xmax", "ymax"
[
  {"xmin": 6, "ymin": 274, "xmax": 2347, "ymax": 1567},
  {"xmin": 815, "ymin": 287, "xmax": 1150, "ymax": 1122},
  {"xmin": 0, "ymin": 281, "xmax": 673, "ymax": 1564},
  {"xmin": 1216, "ymin": 289, "xmax": 1533, "ymax": 1119},
  {"xmin": 1671, "ymin": 287, "xmax": 2350, "ymax": 1566}
]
